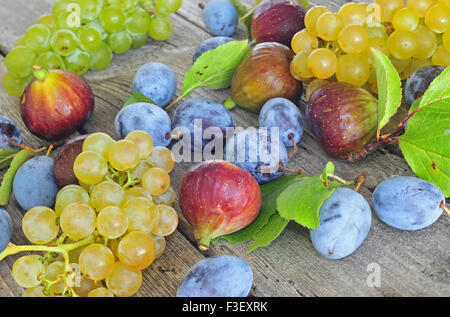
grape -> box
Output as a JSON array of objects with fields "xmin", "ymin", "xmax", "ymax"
[
  {"xmin": 305, "ymin": 79, "xmax": 329, "ymax": 100},
  {"xmin": 69, "ymin": 245, "xmax": 88, "ymax": 264},
  {"xmin": 130, "ymin": 33, "xmax": 148, "ymax": 49},
  {"xmin": 107, "ymin": 31, "xmax": 132, "ymax": 54},
  {"xmin": 22, "ymin": 286, "xmax": 48, "ymax": 297},
  {"xmin": 97, "ymin": 206, "xmax": 129, "ymax": 239},
  {"xmin": 24, "ymin": 24, "xmax": 51, "ymax": 52},
  {"xmin": 304, "ymin": 6, "xmax": 330, "ymax": 37},
  {"xmin": 432, "ymin": 45, "xmax": 450, "ymax": 66},
  {"xmin": 125, "ymin": 10, "xmax": 150, "ymax": 35},
  {"xmin": 290, "ymin": 49, "xmax": 314, "ymax": 81},
  {"xmin": 13, "ymin": 156, "xmax": 59, "ymax": 211},
  {"xmin": 56, "ymin": 11, "xmax": 80, "ymax": 31},
  {"xmin": 90, "ymin": 181, "xmax": 125, "ymax": 211},
  {"xmin": 439, "ymin": 0, "xmax": 450, "ymax": 8},
  {"xmin": 336, "ymin": 54, "xmax": 371, "ymax": 87},
  {"xmin": 155, "ymin": 0, "xmax": 182, "ymax": 14},
  {"xmin": 60, "ymin": 203, "xmax": 96, "ymax": 240},
  {"xmin": 106, "ymin": 262, "xmax": 142, "ymax": 297},
  {"xmin": 443, "ymin": 31, "xmax": 450, "ymax": 52},
  {"xmin": 117, "ymin": 231, "xmax": 155, "ymax": 271},
  {"xmin": 392, "ymin": 8, "xmax": 420, "ymax": 32},
  {"xmin": 338, "ymin": 3, "xmax": 367, "ymax": 26},
  {"xmin": 142, "ymin": 167, "xmax": 171, "ymax": 196},
  {"xmin": 44, "ymin": 261, "xmax": 65, "ymax": 294},
  {"xmin": 1, "ymin": 72, "xmax": 32, "ymax": 98},
  {"xmin": 57, "ymin": 184, "xmax": 87, "ymax": 198},
  {"xmin": 425, "ymin": 4, "xmax": 450, "ymax": 33},
  {"xmin": 107, "ymin": 0, "xmax": 134, "ymax": 11},
  {"xmin": 373, "ymin": 176, "xmax": 445, "ymax": 230},
  {"xmin": 87, "ymin": 20, "xmax": 108, "ymax": 40},
  {"xmin": 53, "ymin": 0, "xmax": 71, "ymax": 16},
  {"xmin": 307, "ymin": 48, "xmax": 338, "ymax": 79},
  {"xmin": 413, "ymin": 25, "xmax": 438, "ymax": 60},
  {"xmin": 315, "ymin": 12, "xmax": 343, "ymax": 42},
  {"xmin": 125, "ymin": 130, "xmax": 154, "ymax": 160},
  {"xmin": 4, "ymin": 46, "xmax": 35, "ymax": 78},
  {"xmin": 13, "ymin": 36, "xmax": 27, "ymax": 48},
  {"xmin": 64, "ymin": 49, "xmax": 91, "ymax": 75},
  {"xmin": 83, "ymin": 132, "xmax": 114, "ymax": 159},
  {"xmin": 122, "ymin": 197, "xmax": 158, "ymax": 233},
  {"xmin": 108, "ymin": 140, "xmax": 140, "ymax": 171},
  {"xmin": 152, "ymin": 187, "xmax": 176, "ymax": 206},
  {"xmin": 367, "ymin": 36, "xmax": 389, "ymax": 65},
  {"xmin": 193, "ymin": 37, "xmax": 234, "ymax": 63},
  {"xmin": 38, "ymin": 14, "xmax": 57, "ymax": 32},
  {"xmin": 338, "ymin": 25, "xmax": 369, "ymax": 55},
  {"xmin": 12, "ymin": 256, "xmax": 45, "ymax": 288},
  {"xmin": 22, "ymin": 207, "xmax": 58, "ymax": 245},
  {"xmin": 51, "ymin": 30, "xmax": 79, "ymax": 57},
  {"xmin": 89, "ymin": 41, "xmax": 113, "ymax": 71},
  {"xmin": 407, "ymin": 0, "xmax": 438, "ymax": 17},
  {"xmin": 123, "ymin": 186, "xmax": 153, "ymax": 204},
  {"xmin": 374, "ymin": 0, "xmax": 404, "ymax": 22},
  {"xmin": 78, "ymin": 0, "xmax": 104, "ymax": 22},
  {"xmin": 79, "ymin": 243, "xmax": 115, "ymax": 281},
  {"xmin": 99, "ymin": 6, "xmax": 126, "ymax": 33},
  {"xmin": 73, "ymin": 274, "xmax": 101, "ymax": 296},
  {"xmin": 391, "ymin": 57, "xmax": 413, "ymax": 73},
  {"xmin": 0, "ymin": 208, "xmax": 13, "ymax": 252},
  {"xmin": 400, "ymin": 58, "xmax": 432, "ymax": 80},
  {"xmin": 310, "ymin": 188, "xmax": 372, "ymax": 259},
  {"xmin": 367, "ymin": 68, "xmax": 378, "ymax": 94},
  {"xmin": 88, "ymin": 288, "xmax": 115, "ymax": 297},
  {"xmin": 55, "ymin": 187, "xmax": 90, "ymax": 217},
  {"xmin": 78, "ymin": 25, "xmax": 103, "ymax": 52},
  {"xmin": 146, "ymin": 146, "xmax": 175, "ymax": 173},
  {"xmin": 151, "ymin": 235, "xmax": 166, "ymax": 259},
  {"xmin": 291, "ymin": 30, "xmax": 318, "ymax": 54},
  {"xmin": 387, "ymin": 30, "xmax": 418, "ymax": 60},
  {"xmin": 73, "ymin": 151, "xmax": 108, "ymax": 185},
  {"xmin": 152, "ymin": 205, "xmax": 178, "ymax": 236},
  {"xmin": 130, "ymin": 160, "xmax": 151, "ymax": 180},
  {"xmin": 202, "ymin": 0, "xmax": 238, "ymax": 37},
  {"xmin": 148, "ymin": 14, "xmax": 174, "ymax": 41},
  {"xmin": 35, "ymin": 51, "xmax": 65, "ymax": 70},
  {"xmin": 177, "ymin": 255, "xmax": 253, "ymax": 297}
]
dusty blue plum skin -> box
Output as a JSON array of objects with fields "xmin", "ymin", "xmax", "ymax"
[
  {"xmin": 202, "ymin": 0, "xmax": 238, "ymax": 36},
  {"xmin": 0, "ymin": 115, "xmax": 22, "ymax": 150},
  {"xmin": 132, "ymin": 62, "xmax": 177, "ymax": 108},
  {"xmin": 258, "ymin": 97, "xmax": 304, "ymax": 147},
  {"xmin": 13, "ymin": 156, "xmax": 59, "ymax": 212},
  {"xmin": 193, "ymin": 36, "xmax": 235, "ymax": 63},
  {"xmin": 310, "ymin": 188, "xmax": 372, "ymax": 260},
  {"xmin": 225, "ymin": 128, "xmax": 288, "ymax": 184},
  {"xmin": 172, "ymin": 98, "xmax": 235, "ymax": 152},
  {"xmin": 115, "ymin": 102, "xmax": 172, "ymax": 147},
  {"xmin": 177, "ymin": 255, "xmax": 253, "ymax": 297},
  {"xmin": 372, "ymin": 176, "xmax": 444, "ymax": 231},
  {"xmin": 404, "ymin": 66, "xmax": 444, "ymax": 108},
  {"xmin": 0, "ymin": 208, "xmax": 13, "ymax": 252}
]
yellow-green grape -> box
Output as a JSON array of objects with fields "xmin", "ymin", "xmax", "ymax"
[
  {"xmin": 79, "ymin": 244, "xmax": 115, "ymax": 281},
  {"xmin": 413, "ymin": 25, "xmax": 438, "ymax": 59},
  {"xmin": 368, "ymin": 68, "xmax": 378, "ymax": 94},
  {"xmin": 99, "ymin": 6, "xmax": 126, "ymax": 33},
  {"xmin": 90, "ymin": 181, "xmax": 125, "ymax": 211},
  {"xmin": 290, "ymin": 49, "xmax": 314, "ymax": 81},
  {"xmin": 432, "ymin": 45, "xmax": 450, "ymax": 66},
  {"xmin": 290, "ymin": 30, "xmax": 318, "ymax": 54},
  {"xmin": 79, "ymin": 181, "xmax": 96, "ymax": 193},
  {"xmin": 305, "ymin": 79, "xmax": 329, "ymax": 101},
  {"xmin": 90, "ymin": 41, "xmax": 113, "ymax": 71},
  {"xmin": 443, "ymin": 31, "xmax": 450, "ymax": 52},
  {"xmin": 57, "ymin": 184, "xmax": 86, "ymax": 198},
  {"xmin": 392, "ymin": 8, "xmax": 420, "ymax": 32},
  {"xmin": 401, "ymin": 58, "xmax": 432, "ymax": 79},
  {"xmin": 152, "ymin": 186, "xmax": 176, "ymax": 206},
  {"xmin": 152, "ymin": 205, "xmax": 178, "ymax": 236},
  {"xmin": 391, "ymin": 57, "xmax": 413, "ymax": 73},
  {"xmin": 109, "ymin": 239, "xmax": 120, "ymax": 259},
  {"xmin": 14, "ymin": 36, "xmax": 27, "ymax": 47},
  {"xmin": 148, "ymin": 14, "xmax": 174, "ymax": 41},
  {"xmin": 338, "ymin": 25, "xmax": 369, "ymax": 55},
  {"xmin": 336, "ymin": 54, "xmax": 371, "ymax": 87},
  {"xmin": 88, "ymin": 287, "xmax": 115, "ymax": 297},
  {"xmin": 22, "ymin": 286, "xmax": 48, "ymax": 297},
  {"xmin": 78, "ymin": 0, "xmax": 104, "ymax": 22},
  {"xmin": 73, "ymin": 274, "xmax": 102, "ymax": 297},
  {"xmin": 24, "ymin": 24, "xmax": 52, "ymax": 53},
  {"xmin": 146, "ymin": 146, "xmax": 175, "ymax": 173},
  {"xmin": 82, "ymin": 132, "xmax": 115, "ymax": 159},
  {"xmin": 117, "ymin": 231, "xmax": 156, "ymax": 271},
  {"xmin": 69, "ymin": 245, "xmax": 88, "ymax": 264},
  {"xmin": 306, "ymin": 48, "xmax": 338, "ymax": 80},
  {"xmin": 130, "ymin": 160, "xmax": 151, "ymax": 180},
  {"xmin": 304, "ymin": 6, "xmax": 330, "ymax": 37},
  {"xmin": 151, "ymin": 235, "xmax": 166, "ymax": 259},
  {"xmin": 35, "ymin": 51, "xmax": 65, "ymax": 70},
  {"xmin": 374, "ymin": 0, "xmax": 404, "ymax": 22},
  {"xmin": 12, "ymin": 256, "xmax": 45, "ymax": 288},
  {"xmin": 38, "ymin": 14, "xmax": 57, "ymax": 32},
  {"xmin": 73, "ymin": 151, "xmax": 108, "ymax": 185},
  {"xmin": 22, "ymin": 207, "xmax": 58, "ymax": 245},
  {"xmin": 366, "ymin": 36, "xmax": 389, "ymax": 66},
  {"xmin": 407, "ymin": 0, "xmax": 438, "ymax": 18},
  {"xmin": 424, "ymin": 4, "xmax": 450, "ymax": 33},
  {"xmin": 439, "ymin": 0, "xmax": 450, "ymax": 8},
  {"xmin": 106, "ymin": 262, "xmax": 142, "ymax": 297},
  {"xmin": 315, "ymin": 12, "xmax": 344, "ymax": 41},
  {"xmin": 1, "ymin": 72, "xmax": 32, "ymax": 98},
  {"xmin": 44, "ymin": 261, "xmax": 65, "ymax": 294},
  {"xmin": 123, "ymin": 186, "xmax": 153, "ymax": 205},
  {"xmin": 55, "ymin": 188, "xmax": 90, "ymax": 217},
  {"xmin": 52, "ymin": 0, "xmax": 71, "ymax": 17},
  {"xmin": 155, "ymin": 0, "xmax": 182, "ymax": 14},
  {"xmin": 97, "ymin": 206, "xmax": 129, "ymax": 239},
  {"xmin": 60, "ymin": 203, "xmax": 96, "ymax": 240},
  {"xmin": 122, "ymin": 197, "xmax": 159, "ymax": 233},
  {"xmin": 4, "ymin": 46, "xmax": 36, "ymax": 78},
  {"xmin": 338, "ymin": 2, "xmax": 368, "ymax": 26},
  {"xmin": 108, "ymin": 140, "xmax": 140, "ymax": 171},
  {"xmin": 142, "ymin": 167, "xmax": 171, "ymax": 196},
  {"xmin": 387, "ymin": 30, "xmax": 419, "ymax": 60},
  {"xmin": 125, "ymin": 130, "xmax": 154, "ymax": 160}
]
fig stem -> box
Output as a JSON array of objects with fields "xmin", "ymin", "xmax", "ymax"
[
  {"xmin": 32, "ymin": 66, "xmax": 48, "ymax": 81},
  {"xmin": 224, "ymin": 96, "xmax": 237, "ymax": 110},
  {"xmin": 198, "ymin": 238, "xmax": 211, "ymax": 251},
  {"xmin": 440, "ymin": 202, "xmax": 450, "ymax": 217},
  {"xmin": 288, "ymin": 134, "xmax": 298, "ymax": 159}
]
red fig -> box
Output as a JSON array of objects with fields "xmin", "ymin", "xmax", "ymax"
[
  {"xmin": 54, "ymin": 135, "xmax": 88, "ymax": 188},
  {"xmin": 179, "ymin": 160, "xmax": 262, "ymax": 250},
  {"xmin": 307, "ymin": 82, "xmax": 378, "ymax": 159}
]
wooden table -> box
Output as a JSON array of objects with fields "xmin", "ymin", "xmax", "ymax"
[{"xmin": 0, "ymin": 0, "xmax": 448, "ymax": 297}]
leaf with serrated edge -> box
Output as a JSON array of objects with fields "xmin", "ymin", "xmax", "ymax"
[
  {"xmin": 0, "ymin": 149, "xmax": 19, "ymax": 170},
  {"xmin": 123, "ymin": 92, "xmax": 155, "ymax": 107},
  {"xmin": 248, "ymin": 213, "xmax": 289, "ymax": 253},
  {"xmin": 321, "ymin": 161, "xmax": 335, "ymax": 186},
  {"xmin": 0, "ymin": 150, "xmax": 32, "ymax": 205}
]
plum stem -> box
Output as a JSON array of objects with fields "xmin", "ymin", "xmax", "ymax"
[
  {"xmin": 165, "ymin": 131, "xmax": 182, "ymax": 140},
  {"xmin": 440, "ymin": 202, "xmax": 450, "ymax": 217},
  {"xmin": 9, "ymin": 140, "xmax": 46, "ymax": 153},
  {"xmin": 353, "ymin": 172, "xmax": 367, "ymax": 192},
  {"xmin": 288, "ymin": 134, "xmax": 298, "ymax": 159}
]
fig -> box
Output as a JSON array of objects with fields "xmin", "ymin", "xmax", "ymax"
[
  {"xmin": 231, "ymin": 42, "xmax": 303, "ymax": 113},
  {"xmin": 307, "ymin": 82, "xmax": 378, "ymax": 159},
  {"xmin": 54, "ymin": 135, "xmax": 88, "ymax": 188},
  {"xmin": 179, "ymin": 160, "xmax": 262, "ymax": 250},
  {"xmin": 252, "ymin": 0, "xmax": 306, "ymax": 47},
  {"xmin": 21, "ymin": 69, "xmax": 94, "ymax": 140}
]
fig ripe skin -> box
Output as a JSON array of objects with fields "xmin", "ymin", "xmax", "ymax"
[
  {"xmin": 231, "ymin": 42, "xmax": 303, "ymax": 113},
  {"xmin": 179, "ymin": 160, "xmax": 262, "ymax": 250},
  {"xmin": 21, "ymin": 70, "xmax": 94, "ymax": 141},
  {"xmin": 53, "ymin": 135, "xmax": 88, "ymax": 188},
  {"xmin": 307, "ymin": 82, "xmax": 378, "ymax": 160},
  {"xmin": 251, "ymin": 0, "xmax": 306, "ymax": 47}
]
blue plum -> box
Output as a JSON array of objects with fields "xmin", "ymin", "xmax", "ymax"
[
  {"xmin": 0, "ymin": 115, "xmax": 22, "ymax": 149},
  {"xmin": 193, "ymin": 36, "xmax": 235, "ymax": 63},
  {"xmin": 13, "ymin": 156, "xmax": 59, "ymax": 211},
  {"xmin": 0, "ymin": 208, "xmax": 13, "ymax": 252},
  {"xmin": 115, "ymin": 102, "xmax": 172, "ymax": 147},
  {"xmin": 258, "ymin": 97, "xmax": 304, "ymax": 148},
  {"xmin": 372, "ymin": 176, "xmax": 444, "ymax": 231},
  {"xmin": 310, "ymin": 188, "xmax": 372, "ymax": 260},
  {"xmin": 132, "ymin": 62, "xmax": 177, "ymax": 108},
  {"xmin": 177, "ymin": 255, "xmax": 253, "ymax": 297},
  {"xmin": 172, "ymin": 98, "xmax": 235, "ymax": 152},
  {"xmin": 404, "ymin": 66, "xmax": 444, "ymax": 108},
  {"xmin": 202, "ymin": 0, "xmax": 238, "ymax": 37},
  {"xmin": 225, "ymin": 128, "xmax": 288, "ymax": 184}
]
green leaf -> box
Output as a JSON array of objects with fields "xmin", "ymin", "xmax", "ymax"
[
  {"xmin": 399, "ymin": 67, "xmax": 450, "ymax": 197},
  {"xmin": 0, "ymin": 150, "xmax": 33, "ymax": 205},
  {"xmin": 0, "ymin": 149, "xmax": 19, "ymax": 170},
  {"xmin": 123, "ymin": 92, "xmax": 155, "ymax": 107},
  {"xmin": 321, "ymin": 161, "xmax": 335, "ymax": 186},
  {"xmin": 248, "ymin": 213, "xmax": 289, "ymax": 253},
  {"xmin": 297, "ymin": 0, "xmax": 309, "ymax": 10},
  {"xmin": 371, "ymin": 48, "xmax": 402, "ymax": 138},
  {"xmin": 229, "ymin": 0, "xmax": 248, "ymax": 17}
]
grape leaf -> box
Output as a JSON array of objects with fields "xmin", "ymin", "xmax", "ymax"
[
  {"xmin": 123, "ymin": 92, "xmax": 155, "ymax": 107},
  {"xmin": 399, "ymin": 67, "xmax": 450, "ymax": 196},
  {"xmin": 0, "ymin": 149, "xmax": 19, "ymax": 170},
  {"xmin": 248, "ymin": 213, "xmax": 289, "ymax": 253},
  {"xmin": 371, "ymin": 48, "xmax": 402, "ymax": 139},
  {"xmin": 298, "ymin": 0, "xmax": 309, "ymax": 10},
  {"xmin": 0, "ymin": 150, "xmax": 33, "ymax": 205}
]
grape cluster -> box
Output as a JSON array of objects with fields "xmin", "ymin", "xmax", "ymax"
[
  {"xmin": 2, "ymin": 0, "xmax": 183, "ymax": 97},
  {"xmin": 290, "ymin": 0, "xmax": 450, "ymax": 94},
  {"xmin": 8, "ymin": 130, "xmax": 178, "ymax": 297}
]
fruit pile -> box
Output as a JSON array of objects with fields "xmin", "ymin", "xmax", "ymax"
[
  {"xmin": 290, "ymin": 0, "xmax": 450, "ymax": 92},
  {"xmin": 2, "ymin": 0, "xmax": 183, "ymax": 97}
]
